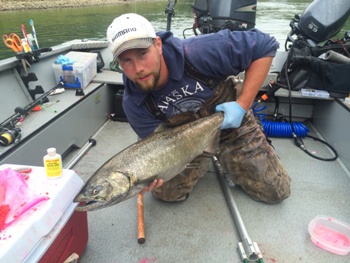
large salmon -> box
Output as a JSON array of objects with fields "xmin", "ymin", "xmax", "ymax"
[{"xmin": 74, "ymin": 112, "xmax": 223, "ymax": 211}]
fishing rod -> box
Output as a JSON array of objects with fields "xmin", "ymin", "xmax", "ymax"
[
  {"xmin": 0, "ymin": 81, "xmax": 64, "ymax": 146},
  {"xmin": 165, "ymin": 0, "xmax": 177, "ymax": 31}
]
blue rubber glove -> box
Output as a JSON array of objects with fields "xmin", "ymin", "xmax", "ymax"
[{"xmin": 215, "ymin": 101, "xmax": 246, "ymax": 129}]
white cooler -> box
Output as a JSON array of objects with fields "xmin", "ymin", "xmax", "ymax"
[{"xmin": 0, "ymin": 164, "xmax": 88, "ymax": 263}]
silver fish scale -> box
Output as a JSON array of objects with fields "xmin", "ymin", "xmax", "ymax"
[{"xmin": 114, "ymin": 112, "xmax": 224, "ymax": 183}]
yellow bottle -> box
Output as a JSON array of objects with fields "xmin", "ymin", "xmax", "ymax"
[
  {"xmin": 21, "ymin": 38, "xmax": 31, "ymax": 52},
  {"xmin": 43, "ymin": 148, "xmax": 62, "ymax": 179}
]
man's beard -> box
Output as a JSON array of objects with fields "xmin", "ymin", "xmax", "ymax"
[{"xmin": 135, "ymin": 70, "xmax": 160, "ymax": 92}]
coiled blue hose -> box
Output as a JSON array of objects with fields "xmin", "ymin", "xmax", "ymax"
[
  {"xmin": 253, "ymin": 102, "xmax": 309, "ymax": 138},
  {"xmin": 262, "ymin": 120, "xmax": 309, "ymax": 138}
]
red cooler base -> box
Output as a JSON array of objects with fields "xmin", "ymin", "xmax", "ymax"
[{"xmin": 39, "ymin": 211, "xmax": 88, "ymax": 263}]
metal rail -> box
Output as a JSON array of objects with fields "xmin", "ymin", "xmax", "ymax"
[{"xmin": 64, "ymin": 138, "xmax": 96, "ymax": 169}]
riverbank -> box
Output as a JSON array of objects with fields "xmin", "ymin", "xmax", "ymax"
[{"xmin": 1, "ymin": 0, "xmax": 158, "ymax": 11}]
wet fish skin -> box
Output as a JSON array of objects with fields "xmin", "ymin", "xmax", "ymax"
[{"xmin": 74, "ymin": 112, "xmax": 224, "ymax": 211}]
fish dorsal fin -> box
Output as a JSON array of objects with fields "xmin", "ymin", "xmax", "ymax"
[{"xmin": 153, "ymin": 123, "xmax": 170, "ymax": 133}]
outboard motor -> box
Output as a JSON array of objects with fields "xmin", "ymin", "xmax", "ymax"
[
  {"xmin": 192, "ymin": 0, "xmax": 256, "ymax": 34},
  {"xmin": 278, "ymin": 0, "xmax": 350, "ymax": 96},
  {"xmin": 287, "ymin": 0, "xmax": 350, "ymax": 47}
]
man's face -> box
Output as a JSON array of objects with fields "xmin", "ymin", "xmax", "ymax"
[{"xmin": 118, "ymin": 39, "xmax": 162, "ymax": 92}]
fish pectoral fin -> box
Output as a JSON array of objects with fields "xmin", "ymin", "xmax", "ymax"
[
  {"xmin": 132, "ymin": 175, "xmax": 159, "ymax": 190},
  {"xmin": 141, "ymin": 175, "xmax": 158, "ymax": 186}
]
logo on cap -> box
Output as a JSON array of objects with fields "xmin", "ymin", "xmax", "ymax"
[{"xmin": 111, "ymin": 27, "xmax": 137, "ymax": 42}]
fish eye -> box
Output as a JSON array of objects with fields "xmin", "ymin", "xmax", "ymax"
[{"xmin": 92, "ymin": 189, "xmax": 99, "ymax": 195}]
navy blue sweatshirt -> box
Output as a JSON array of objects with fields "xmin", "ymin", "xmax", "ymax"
[{"xmin": 122, "ymin": 29, "xmax": 279, "ymax": 138}]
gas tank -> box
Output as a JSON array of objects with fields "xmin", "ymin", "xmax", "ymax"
[{"xmin": 298, "ymin": 0, "xmax": 350, "ymax": 43}]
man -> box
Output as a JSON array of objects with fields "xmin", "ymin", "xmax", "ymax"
[{"xmin": 107, "ymin": 13, "xmax": 291, "ymax": 204}]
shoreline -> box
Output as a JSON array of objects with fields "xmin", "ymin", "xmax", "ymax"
[{"xmin": 1, "ymin": 0, "xmax": 156, "ymax": 12}]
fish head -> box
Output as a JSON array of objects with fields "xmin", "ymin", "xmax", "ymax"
[{"xmin": 74, "ymin": 170, "xmax": 131, "ymax": 211}]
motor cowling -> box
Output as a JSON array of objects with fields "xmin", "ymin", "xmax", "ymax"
[
  {"xmin": 192, "ymin": 0, "xmax": 257, "ymax": 34},
  {"xmin": 298, "ymin": 0, "xmax": 350, "ymax": 43}
]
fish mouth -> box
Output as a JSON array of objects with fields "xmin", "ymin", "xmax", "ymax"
[
  {"xmin": 74, "ymin": 190, "xmax": 129, "ymax": 211},
  {"xmin": 75, "ymin": 199, "xmax": 111, "ymax": 211}
]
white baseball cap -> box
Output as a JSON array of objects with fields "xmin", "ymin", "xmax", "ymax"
[{"xmin": 107, "ymin": 13, "xmax": 156, "ymax": 58}]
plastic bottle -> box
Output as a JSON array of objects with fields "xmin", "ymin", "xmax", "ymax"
[{"xmin": 43, "ymin": 148, "xmax": 62, "ymax": 179}]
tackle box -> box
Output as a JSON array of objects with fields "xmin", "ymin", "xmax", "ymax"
[
  {"xmin": 0, "ymin": 164, "xmax": 88, "ymax": 263},
  {"xmin": 53, "ymin": 51, "xmax": 97, "ymax": 89}
]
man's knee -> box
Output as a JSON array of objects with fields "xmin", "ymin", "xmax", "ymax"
[
  {"xmin": 218, "ymin": 114, "xmax": 291, "ymax": 204},
  {"xmin": 237, "ymin": 171, "xmax": 291, "ymax": 204}
]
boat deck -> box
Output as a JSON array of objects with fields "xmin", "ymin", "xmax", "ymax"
[
  {"xmin": 66, "ymin": 117, "xmax": 350, "ymax": 263},
  {"xmin": 0, "ymin": 40, "xmax": 349, "ymax": 262}
]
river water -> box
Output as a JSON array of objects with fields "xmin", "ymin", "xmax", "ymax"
[{"xmin": 0, "ymin": 0, "xmax": 349, "ymax": 60}]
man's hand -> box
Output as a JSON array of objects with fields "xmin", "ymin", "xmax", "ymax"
[
  {"xmin": 215, "ymin": 101, "xmax": 246, "ymax": 129},
  {"xmin": 139, "ymin": 179, "xmax": 164, "ymax": 195}
]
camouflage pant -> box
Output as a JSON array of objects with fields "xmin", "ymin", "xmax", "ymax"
[{"xmin": 152, "ymin": 109, "xmax": 291, "ymax": 204}]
